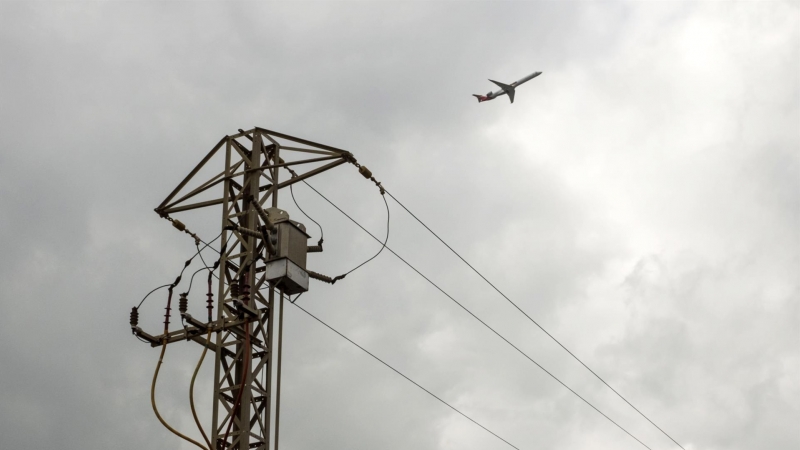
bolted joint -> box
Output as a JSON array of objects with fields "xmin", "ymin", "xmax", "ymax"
[{"xmin": 342, "ymin": 152, "xmax": 357, "ymax": 164}]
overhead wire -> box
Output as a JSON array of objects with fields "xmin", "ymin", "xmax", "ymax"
[
  {"xmin": 291, "ymin": 183, "xmax": 324, "ymax": 244},
  {"xmin": 383, "ymin": 189, "xmax": 686, "ymax": 450},
  {"xmin": 286, "ymin": 167, "xmax": 389, "ymax": 284},
  {"xmin": 292, "ymin": 301, "xmax": 521, "ymax": 450},
  {"xmin": 138, "ymin": 283, "xmax": 172, "ymax": 309},
  {"xmin": 139, "ymin": 144, "xmax": 665, "ymax": 448},
  {"xmin": 331, "ymin": 189, "xmax": 389, "ymax": 281},
  {"xmin": 301, "ymin": 180, "xmax": 655, "ymax": 450},
  {"xmin": 196, "ymin": 239, "xmax": 212, "ymax": 272},
  {"xmin": 185, "ymin": 267, "xmax": 209, "ymax": 295},
  {"xmin": 137, "ymin": 231, "xmax": 223, "ymax": 309}
]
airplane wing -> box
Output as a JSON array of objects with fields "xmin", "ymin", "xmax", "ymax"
[{"xmin": 489, "ymin": 79, "xmax": 515, "ymax": 103}]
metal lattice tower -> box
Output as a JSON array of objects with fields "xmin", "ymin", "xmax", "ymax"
[{"xmin": 134, "ymin": 128, "xmax": 357, "ymax": 450}]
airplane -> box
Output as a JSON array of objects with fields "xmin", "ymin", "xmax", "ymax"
[{"xmin": 473, "ymin": 71, "xmax": 542, "ymax": 104}]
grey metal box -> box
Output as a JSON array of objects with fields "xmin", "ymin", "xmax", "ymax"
[
  {"xmin": 263, "ymin": 257, "xmax": 309, "ymax": 295},
  {"xmin": 274, "ymin": 220, "xmax": 310, "ymax": 270}
]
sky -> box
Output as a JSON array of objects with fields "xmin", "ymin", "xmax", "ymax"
[{"xmin": 0, "ymin": 1, "xmax": 798, "ymax": 450}]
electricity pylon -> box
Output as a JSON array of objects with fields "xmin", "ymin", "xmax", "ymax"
[{"xmin": 132, "ymin": 128, "xmax": 363, "ymax": 450}]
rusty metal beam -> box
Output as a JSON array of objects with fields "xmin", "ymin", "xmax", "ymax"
[
  {"xmin": 158, "ymin": 136, "xmax": 227, "ymax": 210},
  {"xmin": 255, "ymin": 127, "xmax": 349, "ymax": 154},
  {"xmin": 162, "ymin": 197, "xmax": 225, "ymax": 214},
  {"xmin": 275, "ymin": 158, "xmax": 347, "ymax": 190}
]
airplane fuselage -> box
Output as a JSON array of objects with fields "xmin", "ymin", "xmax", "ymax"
[{"xmin": 474, "ymin": 71, "xmax": 542, "ymax": 103}]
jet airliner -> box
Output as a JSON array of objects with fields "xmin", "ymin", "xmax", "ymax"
[{"xmin": 473, "ymin": 71, "xmax": 542, "ymax": 104}]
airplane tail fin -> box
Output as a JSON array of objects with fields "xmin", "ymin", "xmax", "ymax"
[{"xmin": 472, "ymin": 94, "xmax": 483, "ymax": 102}]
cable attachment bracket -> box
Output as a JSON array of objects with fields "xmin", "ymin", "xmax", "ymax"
[
  {"xmin": 160, "ymin": 214, "xmax": 201, "ymax": 245},
  {"xmin": 308, "ymin": 270, "xmax": 346, "ymax": 284},
  {"xmin": 346, "ymin": 157, "xmax": 385, "ymax": 195}
]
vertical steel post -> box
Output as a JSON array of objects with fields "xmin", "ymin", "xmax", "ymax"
[
  {"xmin": 211, "ymin": 132, "xmax": 272, "ymax": 450},
  {"xmin": 274, "ymin": 291, "xmax": 285, "ymax": 450},
  {"xmin": 266, "ymin": 138, "xmax": 284, "ymax": 450}
]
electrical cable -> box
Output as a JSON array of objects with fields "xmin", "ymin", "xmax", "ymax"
[
  {"xmin": 151, "ymin": 343, "xmax": 208, "ymax": 450},
  {"xmin": 331, "ymin": 190, "xmax": 389, "ymax": 281},
  {"xmin": 291, "ymin": 183, "xmax": 324, "ymax": 244},
  {"xmin": 143, "ymin": 231, "xmax": 223, "ymax": 450},
  {"xmin": 292, "ymin": 302, "xmax": 521, "ymax": 450},
  {"xmin": 383, "ymin": 189, "xmax": 686, "ymax": 450},
  {"xmin": 196, "ymin": 240, "xmax": 211, "ymax": 272},
  {"xmin": 138, "ymin": 231, "xmax": 223, "ymax": 309},
  {"xmin": 138, "ymin": 283, "xmax": 172, "ymax": 309},
  {"xmin": 281, "ymin": 158, "xmax": 387, "ymax": 283},
  {"xmin": 190, "ymin": 272, "xmax": 216, "ymax": 450},
  {"xmin": 190, "ymin": 328, "xmax": 214, "ymax": 450},
  {"xmin": 197, "ymin": 238, "xmax": 221, "ymax": 255},
  {"xmin": 135, "ymin": 335, "xmax": 153, "ymax": 344},
  {"xmin": 185, "ymin": 267, "xmax": 209, "ymax": 295},
  {"xmin": 151, "ymin": 288, "xmax": 209, "ymax": 450},
  {"xmin": 302, "ymin": 181, "xmax": 655, "ymax": 450}
]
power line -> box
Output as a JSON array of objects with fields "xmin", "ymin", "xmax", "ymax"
[
  {"xmin": 300, "ymin": 181, "xmax": 654, "ymax": 450},
  {"xmin": 291, "ymin": 183, "xmax": 324, "ymax": 244},
  {"xmin": 383, "ymin": 189, "xmax": 686, "ymax": 450},
  {"xmin": 137, "ymin": 231, "xmax": 222, "ymax": 309},
  {"xmin": 292, "ymin": 302, "xmax": 521, "ymax": 450},
  {"xmin": 336, "ymin": 192, "xmax": 390, "ymax": 279}
]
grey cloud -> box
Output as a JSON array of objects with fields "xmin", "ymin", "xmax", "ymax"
[{"xmin": 0, "ymin": 2, "xmax": 797, "ymax": 450}]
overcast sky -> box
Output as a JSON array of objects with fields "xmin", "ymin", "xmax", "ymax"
[{"xmin": 0, "ymin": 1, "xmax": 798, "ymax": 450}]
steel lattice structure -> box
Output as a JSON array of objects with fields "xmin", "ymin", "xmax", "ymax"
[{"xmin": 136, "ymin": 127, "xmax": 356, "ymax": 450}]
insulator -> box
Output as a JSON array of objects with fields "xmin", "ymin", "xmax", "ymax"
[
  {"xmin": 171, "ymin": 219, "xmax": 187, "ymax": 232},
  {"xmin": 164, "ymin": 288, "xmax": 174, "ymax": 332},
  {"xmin": 231, "ymin": 281, "xmax": 240, "ymax": 298},
  {"xmin": 250, "ymin": 199, "xmax": 275, "ymax": 230},
  {"xmin": 233, "ymin": 225, "xmax": 262, "ymax": 239},
  {"xmin": 207, "ymin": 292, "xmax": 214, "ymax": 322},
  {"xmin": 130, "ymin": 307, "xmax": 139, "ymax": 328},
  {"xmin": 179, "ymin": 293, "xmax": 188, "ymax": 314},
  {"xmin": 308, "ymin": 270, "xmax": 334, "ymax": 284},
  {"xmin": 358, "ymin": 165, "xmax": 372, "ymax": 179}
]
